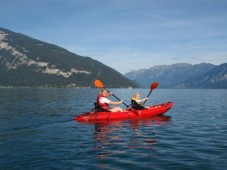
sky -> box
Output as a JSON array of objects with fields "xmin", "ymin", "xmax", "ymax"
[{"xmin": 1, "ymin": 0, "xmax": 227, "ymax": 74}]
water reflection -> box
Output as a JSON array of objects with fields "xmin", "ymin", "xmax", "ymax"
[
  {"xmin": 89, "ymin": 116, "xmax": 171, "ymax": 162},
  {"xmin": 93, "ymin": 116, "xmax": 171, "ymax": 134},
  {"xmin": 129, "ymin": 116, "xmax": 171, "ymax": 130}
]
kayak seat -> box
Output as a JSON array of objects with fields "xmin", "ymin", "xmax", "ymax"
[{"xmin": 93, "ymin": 102, "xmax": 110, "ymax": 112}]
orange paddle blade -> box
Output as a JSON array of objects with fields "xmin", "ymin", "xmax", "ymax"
[
  {"xmin": 150, "ymin": 82, "xmax": 159, "ymax": 90},
  {"xmin": 94, "ymin": 79, "xmax": 104, "ymax": 88}
]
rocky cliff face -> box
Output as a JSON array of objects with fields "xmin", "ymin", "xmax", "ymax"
[
  {"xmin": 0, "ymin": 30, "xmax": 90, "ymax": 77},
  {"xmin": 0, "ymin": 27, "xmax": 136, "ymax": 88}
]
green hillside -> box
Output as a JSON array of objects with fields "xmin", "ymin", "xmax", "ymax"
[{"xmin": 0, "ymin": 27, "xmax": 136, "ymax": 88}]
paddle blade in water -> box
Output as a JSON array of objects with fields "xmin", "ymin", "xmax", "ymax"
[
  {"xmin": 150, "ymin": 82, "xmax": 159, "ymax": 90},
  {"xmin": 94, "ymin": 80, "xmax": 104, "ymax": 88}
]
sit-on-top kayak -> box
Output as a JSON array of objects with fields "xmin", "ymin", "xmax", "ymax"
[{"xmin": 74, "ymin": 101, "xmax": 174, "ymax": 122}]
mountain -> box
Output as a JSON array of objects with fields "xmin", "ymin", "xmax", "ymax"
[
  {"xmin": 125, "ymin": 63, "xmax": 216, "ymax": 88},
  {"xmin": 0, "ymin": 27, "xmax": 136, "ymax": 88},
  {"xmin": 174, "ymin": 63, "xmax": 227, "ymax": 88}
]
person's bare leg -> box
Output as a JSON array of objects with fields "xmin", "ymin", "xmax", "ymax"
[{"xmin": 109, "ymin": 107, "xmax": 123, "ymax": 112}]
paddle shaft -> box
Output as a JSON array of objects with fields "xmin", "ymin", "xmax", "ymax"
[
  {"xmin": 143, "ymin": 90, "xmax": 152, "ymax": 105},
  {"xmin": 143, "ymin": 82, "xmax": 159, "ymax": 105},
  {"xmin": 106, "ymin": 89, "xmax": 129, "ymax": 107}
]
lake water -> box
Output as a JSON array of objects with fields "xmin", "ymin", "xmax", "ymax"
[{"xmin": 1, "ymin": 88, "xmax": 227, "ymax": 170}]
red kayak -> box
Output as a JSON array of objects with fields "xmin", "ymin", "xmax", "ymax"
[{"xmin": 74, "ymin": 101, "xmax": 174, "ymax": 122}]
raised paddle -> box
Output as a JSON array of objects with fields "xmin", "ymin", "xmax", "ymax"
[
  {"xmin": 143, "ymin": 82, "xmax": 159, "ymax": 105},
  {"xmin": 94, "ymin": 79, "xmax": 139, "ymax": 116}
]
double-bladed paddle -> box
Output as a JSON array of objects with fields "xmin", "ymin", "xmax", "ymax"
[
  {"xmin": 94, "ymin": 79, "xmax": 139, "ymax": 116},
  {"xmin": 143, "ymin": 82, "xmax": 159, "ymax": 105}
]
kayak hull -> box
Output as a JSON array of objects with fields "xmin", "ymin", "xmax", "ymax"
[{"xmin": 74, "ymin": 101, "xmax": 174, "ymax": 122}]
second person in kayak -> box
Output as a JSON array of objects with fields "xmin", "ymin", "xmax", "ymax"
[
  {"xmin": 97, "ymin": 89, "xmax": 124, "ymax": 112},
  {"xmin": 131, "ymin": 93, "xmax": 148, "ymax": 110}
]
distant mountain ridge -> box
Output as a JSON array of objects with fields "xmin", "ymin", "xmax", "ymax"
[
  {"xmin": 174, "ymin": 63, "xmax": 227, "ymax": 88},
  {"xmin": 0, "ymin": 27, "xmax": 136, "ymax": 88},
  {"xmin": 125, "ymin": 63, "xmax": 227, "ymax": 88}
]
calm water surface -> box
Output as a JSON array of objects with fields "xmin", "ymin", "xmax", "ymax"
[{"xmin": 1, "ymin": 88, "xmax": 227, "ymax": 170}]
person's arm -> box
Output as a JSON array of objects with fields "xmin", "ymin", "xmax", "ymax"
[
  {"xmin": 100, "ymin": 97, "xmax": 123, "ymax": 105},
  {"xmin": 135, "ymin": 99, "xmax": 143, "ymax": 103},
  {"xmin": 106, "ymin": 91, "xmax": 112, "ymax": 97},
  {"xmin": 109, "ymin": 100, "xmax": 123, "ymax": 105},
  {"xmin": 135, "ymin": 98, "xmax": 148, "ymax": 105},
  {"xmin": 141, "ymin": 97, "xmax": 148, "ymax": 102}
]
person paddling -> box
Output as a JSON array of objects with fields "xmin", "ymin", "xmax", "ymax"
[
  {"xmin": 96, "ymin": 89, "xmax": 124, "ymax": 112},
  {"xmin": 131, "ymin": 93, "xmax": 148, "ymax": 110}
]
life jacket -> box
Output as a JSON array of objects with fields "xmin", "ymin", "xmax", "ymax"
[
  {"xmin": 131, "ymin": 97, "xmax": 145, "ymax": 110},
  {"xmin": 97, "ymin": 94, "xmax": 110, "ymax": 110},
  {"xmin": 131, "ymin": 97, "xmax": 141, "ymax": 104}
]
